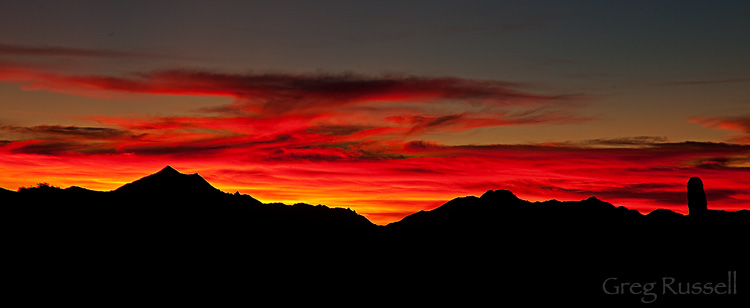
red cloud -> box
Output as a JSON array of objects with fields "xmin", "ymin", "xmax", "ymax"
[
  {"xmin": 387, "ymin": 109, "xmax": 590, "ymax": 134},
  {"xmin": 692, "ymin": 115, "xmax": 750, "ymax": 133},
  {"xmin": 691, "ymin": 115, "xmax": 750, "ymax": 144},
  {"xmin": 0, "ymin": 66, "xmax": 572, "ymax": 112},
  {"xmin": 1, "ymin": 65, "xmax": 593, "ymax": 152}
]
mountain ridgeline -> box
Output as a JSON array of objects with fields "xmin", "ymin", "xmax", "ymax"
[
  {"xmin": 6, "ymin": 166, "xmax": 746, "ymax": 233},
  {"xmin": 2, "ymin": 166, "xmax": 375, "ymax": 237},
  {"xmin": 2, "ymin": 166, "xmax": 748, "ymax": 305}
]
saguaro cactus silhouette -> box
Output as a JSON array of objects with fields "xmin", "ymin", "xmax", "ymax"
[{"xmin": 687, "ymin": 177, "xmax": 707, "ymax": 216}]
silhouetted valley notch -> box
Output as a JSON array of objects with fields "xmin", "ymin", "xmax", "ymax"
[{"xmin": 3, "ymin": 166, "xmax": 748, "ymax": 305}]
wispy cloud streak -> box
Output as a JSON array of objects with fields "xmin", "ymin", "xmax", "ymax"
[
  {"xmin": 691, "ymin": 115, "xmax": 750, "ymax": 144},
  {"xmin": 0, "ymin": 42, "xmax": 192, "ymax": 60},
  {"xmin": 0, "ymin": 66, "xmax": 574, "ymax": 112}
]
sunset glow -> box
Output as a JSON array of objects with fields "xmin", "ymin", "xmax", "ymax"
[{"xmin": 2, "ymin": 1, "xmax": 749, "ymax": 225}]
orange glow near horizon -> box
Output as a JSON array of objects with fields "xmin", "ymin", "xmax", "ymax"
[{"xmin": 2, "ymin": 142, "xmax": 749, "ymax": 225}]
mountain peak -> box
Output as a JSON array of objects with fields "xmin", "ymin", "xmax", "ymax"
[
  {"xmin": 480, "ymin": 189, "xmax": 520, "ymax": 202},
  {"xmin": 114, "ymin": 165, "xmax": 222, "ymax": 197},
  {"xmin": 156, "ymin": 165, "xmax": 181, "ymax": 176}
]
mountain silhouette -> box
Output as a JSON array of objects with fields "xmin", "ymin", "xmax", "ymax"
[
  {"xmin": 387, "ymin": 190, "xmax": 642, "ymax": 233},
  {"xmin": 2, "ymin": 168, "xmax": 748, "ymax": 305},
  {"xmin": 114, "ymin": 165, "xmax": 225, "ymax": 199},
  {"xmin": 2, "ymin": 166, "xmax": 376, "ymax": 240},
  {"xmin": 0, "ymin": 187, "xmax": 15, "ymax": 197},
  {"xmin": 377, "ymin": 187, "xmax": 748, "ymax": 305}
]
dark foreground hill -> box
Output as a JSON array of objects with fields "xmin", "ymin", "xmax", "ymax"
[{"xmin": 2, "ymin": 167, "xmax": 748, "ymax": 305}]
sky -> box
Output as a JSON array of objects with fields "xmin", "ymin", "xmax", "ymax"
[{"xmin": 1, "ymin": 1, "xmax": 749, "ymax": 225}]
